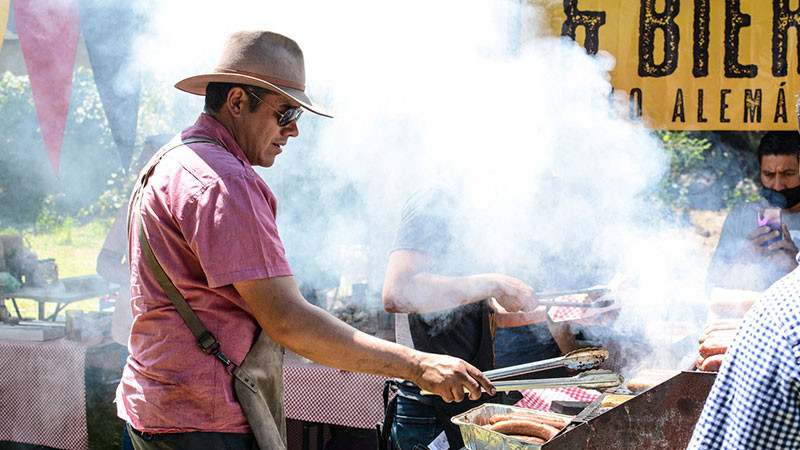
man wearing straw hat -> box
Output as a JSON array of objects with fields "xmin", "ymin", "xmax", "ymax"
[{"xmin": 116, "ymin": 31, "xmax": 498, "ymax": 450}]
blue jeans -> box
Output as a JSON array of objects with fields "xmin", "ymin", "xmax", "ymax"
[
  {"xmin": 391, "ymin": 395, "xmax": 440, "ymax": 450},
  {"xmin": 127, "ymin": 424, "xmax": 258, "ymax": 450}
]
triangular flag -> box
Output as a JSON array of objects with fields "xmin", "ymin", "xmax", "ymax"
[
  {"xmin": 14, "ymin": 0, "xmax": 81, "ymax": 177},
  {"xmin": 80, "ymin": 0, "xmax": 140, "ymax": 169},
  {"xmin": 0, "ymin": 0, "xmax": 9, "ymax": 54}
]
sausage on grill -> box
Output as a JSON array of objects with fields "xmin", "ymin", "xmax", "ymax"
[
  {"xmin": 489, "ymin": 419, "xmax": 559, "ymax": 440},
  {"xmin": 488, "ymin": 413, "xmax": 567, "ymax": 429}
]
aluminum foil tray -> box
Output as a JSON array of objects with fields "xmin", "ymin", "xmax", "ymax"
[{"xmin": 451, "ymin": 403, "xmax": 574, "ymax": 450}]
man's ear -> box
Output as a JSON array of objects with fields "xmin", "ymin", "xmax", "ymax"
[{"xmin": 226, "ymin": 87, "xmax": 249, "ymax": 117}]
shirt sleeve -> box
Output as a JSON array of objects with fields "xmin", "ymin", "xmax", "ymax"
[
  {"xmin": 392, "ymin": 187, "xmax": 456, "ymax": 257},
  {"xmin": 181, "ymin": 173, "xmax": 292, "ymax": 288}
]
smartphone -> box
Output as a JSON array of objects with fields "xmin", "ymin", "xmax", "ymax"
[{"xmin": 757, "ymin": 207, "xmax": 783, "ymax": 247}]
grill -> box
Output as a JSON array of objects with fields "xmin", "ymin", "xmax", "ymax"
[
  {"xmin": 452, "ymin": 371, "xmax": 716, "ymax": 449},
  {"xmin": 541, "ymin": 371, "xmax": 716, "ymax": 449}
]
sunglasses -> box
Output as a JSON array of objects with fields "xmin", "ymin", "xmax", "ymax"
[{"xmin": 246, "ymin": 89, "xmax": 303, "ymax": 127}]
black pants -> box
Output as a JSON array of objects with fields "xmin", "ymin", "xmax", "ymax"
[{"xmin": 127, "ymin": 424, "xmax": 258, "ymax": 450}]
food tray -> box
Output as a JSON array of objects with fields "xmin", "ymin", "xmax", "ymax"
[{"xmin": 452, "ymin": 403, "xmax": 573, "ymax": 449}]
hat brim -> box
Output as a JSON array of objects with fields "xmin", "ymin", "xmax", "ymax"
[{"xmin": 175, "ymin": 72, "xmax": 332, "ymax": 118}]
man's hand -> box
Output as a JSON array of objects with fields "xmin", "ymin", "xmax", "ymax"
[
  {"xmin": 738, "ymin": 226, "xmax": 782, "ymax": 260},
  {"xmin": 488, "ymin": 274, "xmax": 538, "ymax": 313},
  {"xmin": 765, "ymin": 224, "xmax": 799, "ymax": 272},
  {"xmin": 412, "ymin": 353, "xmax": 495, "ymax": 402}
]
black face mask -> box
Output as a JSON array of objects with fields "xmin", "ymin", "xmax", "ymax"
[{"xmin": 761, "ymin": 185, "xmax": 800, "ymax": 209}]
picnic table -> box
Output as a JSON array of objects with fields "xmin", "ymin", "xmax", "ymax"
[{"xmin": 1, "ymin": 274, "xmax": 118, "ymax": 321}]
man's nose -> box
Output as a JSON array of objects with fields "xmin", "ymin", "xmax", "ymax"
[
  {"xmin": 774, "ymin": 175, "xmax": 789, "ymax": 191},
  {"xmin": 283, "ymin": 120, "xmax": 299, "ymax": 138}
]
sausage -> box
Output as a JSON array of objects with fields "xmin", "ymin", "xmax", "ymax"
[
  {"xmin": 488, "ymin": 419, "xmax": 559, "ymax": 440},
  {"xmin": 488, "ymin": 413, "xmax": 567, "ymax": 429},
  {"xmin": 626, "ymin": 369, "xmax": 679, "ymax": 393},
  {"xmin": 695, "ymin": 356, "xmax": 705, "ymax": 370},
  {"xmin": 698, "ymin": 330, "xmax": 737, "ymax": 344},
  {"xmin": 699, "ymin": 354, "xmax": 725, "ymax": 372},
  {"xmin": 699, "ymin": 337, "xmax": 731, "ymax": 359},
  {"xmin": 703, "ymin": 318, "xmax": 742, "ymax": 334},
  {"xmin": 710, "ymin": 296, "xmax": 756, "ymax": 318},
  {"xmin": 508, "ymin": 434, "xmax": 546, "ymax": 444}
]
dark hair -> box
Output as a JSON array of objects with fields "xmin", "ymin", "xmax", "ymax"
[
  {"xmin": 204, "ymin": 82, "xmax": 272, "ymax": 114},
  {"xmin": 758, "ymin": 131, "xmax": 800, "ymax": 166}
]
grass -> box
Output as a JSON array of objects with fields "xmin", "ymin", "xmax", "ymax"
[
  {"xmin": 3, "ymin": 217, "xmax": 113, "ymax": 321},
  {"xmin": 2, "ymin": 218, "xmax": 126, "ymax": 450}
]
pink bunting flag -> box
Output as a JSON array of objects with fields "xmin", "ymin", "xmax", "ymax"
[{"xmin": 14, "ymin": 0, "xmax": 81, "ymax": 177}]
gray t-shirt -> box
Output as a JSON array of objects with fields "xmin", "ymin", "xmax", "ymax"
[
  {"xmin": 707, "ymin": 198, "xmax": 800, "ymax": 292},
  {"xmin": 392, "ymin": 185, "xmax": 490, "ymax": 368}
]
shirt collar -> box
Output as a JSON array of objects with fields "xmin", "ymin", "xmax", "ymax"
[{"xmin": 184, "ymin": 113, "xmax": 252, "ymax": 166}]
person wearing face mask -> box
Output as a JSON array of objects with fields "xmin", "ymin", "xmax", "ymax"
[{"xmin": 706, "ymin": 131, "xmax": 800, "ymax": 293}]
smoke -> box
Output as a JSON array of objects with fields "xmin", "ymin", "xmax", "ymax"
[{"xmin": 130, "ymin": 0, "xmax": 710, "ymax": 371}]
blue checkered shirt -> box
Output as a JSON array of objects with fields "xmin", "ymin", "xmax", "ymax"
[{"xmin": 689, "ymin": 268, "xmax": 800, "ymax": 449}]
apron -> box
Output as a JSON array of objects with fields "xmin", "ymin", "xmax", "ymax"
[{"xmin": 131, "ymin": 136, "xmax": 286, "ymax": 449}]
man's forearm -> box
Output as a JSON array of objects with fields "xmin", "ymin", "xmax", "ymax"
[
  {"xmin": 235, "ymin": 276, "xmax": 422, "ymax": 381},
  {"xmin": 277, "ymin": 301, "xmax": 422, "ymax": 379},
  {"xmin": 495, "ymin": 306, "xmax": 548, "ymax": 328},
  {"xmin": 383, "ymin": 272, "xmax": 495, "ymax": 314}
]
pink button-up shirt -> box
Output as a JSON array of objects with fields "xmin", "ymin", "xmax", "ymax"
[{"xmin": 116, "ymin": 114, "xmax": 292, "ymax": 433}]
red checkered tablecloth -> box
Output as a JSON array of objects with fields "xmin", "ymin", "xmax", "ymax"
[
  {"xmin": 547, "ymin": 294, "xmax": 590, "ymax": 322},
  {"xmin": 283, "ymin": 352, "xmax": 389, "ymax": 429},
  {"xmin": 0, "ymin": 336, "xmax": 105, "ymax": 450},
  {"xmin": 516, "ymin": 387, "xmax": 601, "ymax": 411}
]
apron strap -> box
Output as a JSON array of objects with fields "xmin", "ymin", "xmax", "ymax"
[{"xmin": 131, "ymin": 136, "xmax": 259, "ymax": 393}]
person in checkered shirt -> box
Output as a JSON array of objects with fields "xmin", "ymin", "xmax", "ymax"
[
  {"xmin": 689, "ymin": 101, "xmax": 800, "ymax": 449},
  {"xmin": 688, "ymin": 263, "xmax": 800, "ymax": 449}
]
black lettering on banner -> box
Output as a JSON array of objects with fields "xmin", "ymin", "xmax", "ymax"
[
  {"xmin": 743, "ymin": 89, "xmax": 762, "ymax": 123},
  {"xmin": 630, "ymin": 88, "xmax": 643, "ymax": 120},
  {"xmin": 693, "ymin": 0, "xmax": 710, "ymax": 77},
  {"xmin": 638, "ymin": 0, "xmax": 680, "ymax": 77},
  {"xmin": 562, "ymin": 0, "xmax": 606, "ymax": 55},
  {"xmin": 672, "ymin": 88, "xmax": 686, "ymax": 122},
  {"xmin": 775, "ymin": 83, "xmax": 788, "ymax": 123},
  {"xmin": 720, "ymin": 89, "xmax": 732, "ymax": 122},
  {"xmin": 697, "ymin": 89, "xmax": 708, "ymax": 122},
  {"xmin": 772, "ymin": 0, "xmax": 800, "ymax": 76},
  {"xmin": 609, "ymin": 87, "xmax": 615, "ymax": 110},
  {"xmin": 725, "ymin": 0, "xmax": 757, "ymax": 78}
]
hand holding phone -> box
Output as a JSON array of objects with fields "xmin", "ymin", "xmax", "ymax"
[{"xmin": 757, "ymin": 208, "xmax": 783, "ymax": 247}]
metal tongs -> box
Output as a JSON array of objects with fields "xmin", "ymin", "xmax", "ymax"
[
  {"xmin": 484, "ymin": 347, "xmax": 609, "ymax": 381},
  {"xmin": 420, "ymin": 369, "xmax": 624, "ymax": 395},
  {"xmin": 490, "ymin": 369, "xmax": 624, "ymax": 392},
  {"xmin": 537, "ymin": 287, "xmax": 614, "ymax": 308}
]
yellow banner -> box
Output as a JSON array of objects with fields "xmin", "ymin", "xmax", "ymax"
[
  {"xmin": 0, "ymin": 0, "xmax": 8, "ymax": 54},
  {"xmin": 529, "ymin": 0, "xmax": 800, "ymax": 131}
]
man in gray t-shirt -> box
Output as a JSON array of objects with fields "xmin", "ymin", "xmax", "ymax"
[{"xmin": 707, "ymin": 132, "xmax": 800, "ymax": 292}]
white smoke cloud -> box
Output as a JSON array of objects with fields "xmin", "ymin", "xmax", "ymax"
[{"xmin": 132, "ymin": 0, "xmax": 711, "ymax": 370}]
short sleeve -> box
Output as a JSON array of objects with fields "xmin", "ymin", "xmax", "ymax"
[
  {"xmin": 180, "ymin": 173, "xmax": 292, "ymax": 288},
  {"xmin": 393, "ymin": 187, "xmax": 456, "ymax": 257}
]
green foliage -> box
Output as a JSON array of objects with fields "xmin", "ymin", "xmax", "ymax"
[
  {"xmin": 656, "ymin": 130, "xmax": 762, "ymax": 211},
  {"xmin": 0, "ymin": 68, "xmax": 184, "ymax": 231}
]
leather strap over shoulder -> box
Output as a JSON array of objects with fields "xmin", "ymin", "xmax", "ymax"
[{"xmin": 132, "ymin": 136, "xmax": 259, "ymax": 393}]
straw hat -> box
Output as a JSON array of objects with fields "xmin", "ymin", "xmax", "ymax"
[{"xmin": 175, "ymin": 31, "xmax": 331, "ymax": 118}]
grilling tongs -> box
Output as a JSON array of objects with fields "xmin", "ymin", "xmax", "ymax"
[
  {"xmin": 420, "ymin": 369, "xmax": 624, "ymax": 395},
  {"xmin": 484, "ymin": 347, "xmax": 609, "ymax": 381},
  {"xmin": 537, "ymin": 287, "xmax": 614, "ymax": 308}
]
